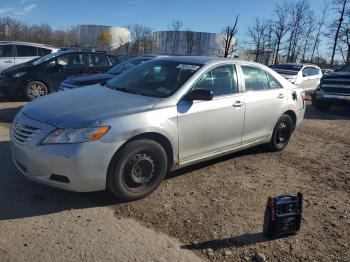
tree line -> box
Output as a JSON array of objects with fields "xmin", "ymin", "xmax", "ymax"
[
  {"xmin": 1, "ymin": 0, "xmax": 350, "ymax": 67},
  {"xmin": 242, "ymin": 0, "xmax": 350, "ymax": 67}
]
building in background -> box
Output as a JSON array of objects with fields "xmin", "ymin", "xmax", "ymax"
[
  {"xmin": 153, "ymin": 31, "xmax": 235, "ymax": 57},
  {"xmin": 78, "ymin": 24, "xmax": 130, "ymax": 52}
]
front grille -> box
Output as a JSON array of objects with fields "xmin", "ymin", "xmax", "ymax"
[{"xmin": 11, "ymin": 122, "xmax": 42, "ymax": 145}]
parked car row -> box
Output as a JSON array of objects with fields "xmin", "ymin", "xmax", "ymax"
[{"xmin": 9, "ymin": 55, "xmax": 306, "ymax": 200}]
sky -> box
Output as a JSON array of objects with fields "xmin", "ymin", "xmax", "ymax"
[{"xmin": 0, "ymin": 0, "xmax": 331, "ymax": 51}]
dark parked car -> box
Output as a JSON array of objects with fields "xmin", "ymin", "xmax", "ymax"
[
  {"xmin": 312, "ymin": 64, "xmax": 350, "ymax": 111},
  {"xmin": 59, "ymin": 55, "xmax": 161, "ymax": 91},
  {"xmin": 0, "ymin": 50, "xmax": 117, "ymax": 100}
]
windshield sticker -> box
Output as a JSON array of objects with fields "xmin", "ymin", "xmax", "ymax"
[{"xmin": 176, "ymin": 64, "xmax": 200, "ymax": 71}]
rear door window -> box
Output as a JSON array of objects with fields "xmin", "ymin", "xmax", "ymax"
[
  {"xmin": 16, "ymin": 45, "xmax": 37, "ymax": 57},
  {"xmin": 88, "ymin": 54, "xmax": 110, "ymax": 67},
  {"xmin": 58, "ymin": 54, "xmax": 86, "ymax": 69},
  {"xmin": 0, "ymin": 45, "xmax": 13, "ymax": 57},
  {"xmin": 241, "ymin": 66, "xmax": 270, "ymax": 91}
]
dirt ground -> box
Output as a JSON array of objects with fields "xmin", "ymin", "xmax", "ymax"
[{"xmin": 0, "ymin": 95, "xmax": 349, "ymax": 262}]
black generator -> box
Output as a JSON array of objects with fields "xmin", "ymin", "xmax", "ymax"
[{"xmin": 263, "ymin": 192, "xmax": 303, "ymax": 238}]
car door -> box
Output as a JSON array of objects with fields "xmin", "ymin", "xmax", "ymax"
[
  {"xmin": 14, "ymin": 45, "xmax": 38, "ymax": 65},
  {"xmin": 177, "ymin": 64, "xmax": 246, "ymax": 163},
  {"xmin": 298, "ymin": 67, "xmax": 315, "ymax": 91},
  {"xmin": 86, "ymin": 53, "xmax": 111, "ymax": 74},
  {"xmin": 0, "ymin": 45, "xmax": 15, "ymax": 72},
  {"xmin": 240, "ymin": 65, "xmax": 287, "ymax": 143},
  {"xmin": 48, "ymin": 53, "xmax": 88, "ymax": 90}
]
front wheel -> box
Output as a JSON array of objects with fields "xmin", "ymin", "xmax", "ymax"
[
  {"xmin": 268, "ymin": 114, "xmax": 293, "ymax": 151},
  {"xmin": 25, "ymin": 81, "xmax": 49, "ymax": 100},
  {"xmin": 107, "ymin": 139, "xmax": 167, "ymax": 201}
]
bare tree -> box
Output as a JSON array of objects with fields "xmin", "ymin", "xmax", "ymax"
[
  {"xmin": 247, "ymin": 18, "xmax": 268, "ymax": 62},
  {"xmin": 167, "ymin": 20, "xmax": 183, "ymax": 55},
  {"xmin": 271, "ymin": 2, "xmax": 290, "ymax": 64},
  {"xmin": 286, "ymin": 0, "xmax": 312, "ymax": 63},
  {"xmin": 301, "ymin": 12, "xmax": 317, "ymax": 62},
  {"xmin": 310, "ymin": 3, "xmax": 328, "ymax": 62},
  {"xmin": 128, "ymin": 24, "xmax": 153, "ymax": 55},
  {"xmin": 217, "ymin": 15, "xmax": 239, "ymax": 57},
  {"xmin": 330, "ymin": 0, "xmax": 348, "ymax": 67}
]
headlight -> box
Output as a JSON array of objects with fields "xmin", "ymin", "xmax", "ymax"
[
  {"xmin": 13, "ymin": 71, "xmax": 27, "ymax": 78},
  {"xmin": 42, "ymin": 126, "xmax": 110, "ymax": 144}
]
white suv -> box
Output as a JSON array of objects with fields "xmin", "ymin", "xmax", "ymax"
[
  {"xmin": 0, "ymin": 41, "xmax": 58, "ymax": 73},
  {"xmin": 271, "ymin": 63, "xmax": 322, "ymax": 93}
]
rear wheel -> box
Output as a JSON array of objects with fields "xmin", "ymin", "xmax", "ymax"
[
  {"xmin": 269, "ymin": 114, "xmax": 293, "ymax": 151},
  {"xmin": 25, "ymin": 81, "xmax": 49, "ymax": 100},
  {"xmin": 107, "ymin": 139, "xmax": 167, "ymax": 201},
  {"xmin": 312, "ymin": 95, "xmax": 332, "ymax": 111}
]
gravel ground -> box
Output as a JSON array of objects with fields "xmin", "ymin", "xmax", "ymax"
[{"xmin": 0, "ymin": 96, "xmax": 349, "ymax": 261}]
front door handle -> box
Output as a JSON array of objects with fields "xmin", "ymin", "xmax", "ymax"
[
  {"xmin": 233, "ymin": 101, "xmax": 244, "ymax": 107},
  {"xmin": 4, "ymin": 60, "xmax": 13, "ymax": 63},
  {"xmin": 277, "ymin": 93, "xmax": 285, "ymax": 99}
]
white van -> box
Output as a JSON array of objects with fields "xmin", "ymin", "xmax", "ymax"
[{"xmin": 0, "ymin": 41, "xmax": 58, "ymax": 73}]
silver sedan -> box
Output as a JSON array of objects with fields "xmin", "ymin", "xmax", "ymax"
[{"xmin": 10, "ymin": 56, "xmax": 306, "ymax": 200}]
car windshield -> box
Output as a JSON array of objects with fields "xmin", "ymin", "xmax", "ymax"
[
  {"xmin": 271, "ymin": 64, "xmax": 302, "ymax": 75},
  {"xmin": 32, "ymin": 52, "xmax": 61, "ymax": 65},
  {"xmin": 107, "ymin": 58, "xmax": 148, "ymax": 75},
  {"xmin": 105, "ymin": 60, "xmax": 202, "ymax": 98}
]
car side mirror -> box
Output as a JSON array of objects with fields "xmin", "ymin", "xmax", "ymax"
[{"xmin": 184, "ymin": 89, "xmax": 213, "ymax": 101}]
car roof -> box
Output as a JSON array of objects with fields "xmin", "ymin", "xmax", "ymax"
[
  {"xmin": 156, "ymin": 56, "xmax": 246, "ymax": 65},
  {"xmin": 275, "ymin": 62, "xmax": 319, "ymax": 68},
  {"xmin": 0, "ymin": 41, "xmax": 57, "ymax": 49}
]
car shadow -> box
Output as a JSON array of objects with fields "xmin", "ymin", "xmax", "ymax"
[
  {"xmin": 0, "ymin": 140, "xmax": 121, "ymax": 221},
  {"xmin": 0, "ymin": 106, "xmax": 23, "ymax": 124},
  {"xmin": 0, "ymin": 139, "xmax": 271, "ymax": 221},
  {"xmin": 166, "ymin": 145, "xmax": 270, "ymax": 181},
  {"xmin": 304, "ymin": 104, "xmax": 350, "ymax": 120},
  {"xmin": 181, "ymin": 232, "xmax": 273, "ymax": 250}
]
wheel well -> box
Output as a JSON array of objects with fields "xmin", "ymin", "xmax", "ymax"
[
  {"xmin": 118, "ymin": 132, "xmax": 174, "ymax": 170},
  {"xmin": 284, "ymin": 110, "xmax": 297, "ymax": 130}
]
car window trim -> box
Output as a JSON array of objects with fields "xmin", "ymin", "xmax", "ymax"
[
  {"xmin": 239, "ymin": 64, "xmax": 283, "ymax": 92},
  {"xmin": 183, "ymin": 63, "xmax": 240, "ymax": 100}
]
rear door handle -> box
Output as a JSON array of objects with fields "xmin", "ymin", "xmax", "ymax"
[
  {"xmin": 277, "ymin": 93, "xmax": 285, "ymax": 99},
  {"xmin": 4, "ymin": 60, "xmax": 13, "ymax": 63},
  {"xmin": 233, "ymin": 101, "xmax": 244, "ymax": 107}
]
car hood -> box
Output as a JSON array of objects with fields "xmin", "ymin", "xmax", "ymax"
[
  {"xmin": 65, "ymin": 73, "xmax": 115, "ymax": 86},
  {"xmin": 21, "ymin": 85, "xmax": 160, "ymax": 128},
  {"xmin": 322, "ymin": 71, "xmax": 350, "ymax": 79}
]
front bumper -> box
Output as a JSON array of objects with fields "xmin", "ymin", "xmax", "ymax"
[
  {"xmin": 315, "ymin": 90, "xmax": 350, "ymax": 102},
  {"xmin": 10, "ymin": 113, "xmax": 126, "ymax": 192},
  {"xmin": 0, "ymin": 77, "xmax": 24, "ymax": 97}
]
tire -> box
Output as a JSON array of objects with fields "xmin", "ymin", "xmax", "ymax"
[
  {"xmin": 25, "ymin": 81, "xmax": 49, "ymax": 101},
  {"xmin": 312, "ymin": 95, "xmax": 332, "ymax": 111},
  {"xmin": 107, "ymin": 139, "xmax": 167, "ymax": 201},
  {"xmin": 268, "ymin": 114, "xmax": 293, "ymax": 151}
]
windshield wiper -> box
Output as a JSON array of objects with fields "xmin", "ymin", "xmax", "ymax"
[{"xmin": 113, "ymin": 86, "xmax": 141, "ymax": 95}]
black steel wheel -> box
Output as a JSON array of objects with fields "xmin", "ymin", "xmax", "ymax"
[
  {"xmin": 107, "ymin": 139, "xmax": 167, "ymax": 201},
  {"xmin": 269, "ymin": 114, "xmax": 293, "ymax": 151}
]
